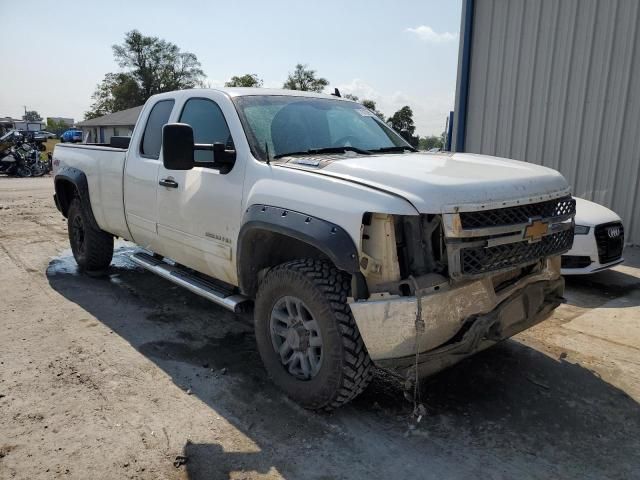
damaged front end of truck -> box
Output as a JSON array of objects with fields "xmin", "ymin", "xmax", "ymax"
[{"xmin": 350, "ymin": 195, "xmax": 576, "ymax": 380}]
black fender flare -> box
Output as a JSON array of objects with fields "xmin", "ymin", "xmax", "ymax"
[
  {"xmin": 54, "ymin": 166, "xmax": 101, "ymax": 231},
  {"xmin": 237, "ymin": 205, "xmax": 368, "ymax": 298}
]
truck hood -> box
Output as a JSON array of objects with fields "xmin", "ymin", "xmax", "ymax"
[{"xmin": 285, "ymin": 152, "xmax": 571, "ymax": 213}]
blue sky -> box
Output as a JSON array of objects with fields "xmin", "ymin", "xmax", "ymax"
[{"xmin": 0, "ymin": 0, "xmax": 462, "ymax": 135}]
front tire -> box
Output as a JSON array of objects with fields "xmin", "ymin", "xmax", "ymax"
[
  {"xmin": 254, "ymin": 259, "xmax": 373, "ymax": 410},
  {"xmin": 67, "ymin": 198, "xmax": 114, "ymax": 271}
]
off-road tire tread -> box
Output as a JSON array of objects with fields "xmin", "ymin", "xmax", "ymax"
[
  {"xmin": 260, "ymin": 258, "xmax": 373, "ymax": 410},
  {"xmin": 68, "ymin": 197, "xmax": 113, "ymax": 271}
]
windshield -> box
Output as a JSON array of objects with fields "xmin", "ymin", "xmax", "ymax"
[{"xmin": 233, "ymin": 95, "xmax": 412, "ymax": 161}]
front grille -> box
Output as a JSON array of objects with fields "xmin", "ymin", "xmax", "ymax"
[
  {"xmin": 594, "ymin": 222, "xmax": 624, "ymax": 264},
  {"xmin": 459, "ymin": 196, "xmax": 576, "ymax": 229},
  {"xmin": 460, "ymin": 229, "xmax": 574, "ymax": 276}
]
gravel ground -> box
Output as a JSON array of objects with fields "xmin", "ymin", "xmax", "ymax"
[{"xmin": 1, "ymin": 176, "xmax": 639, "ymax": 480}]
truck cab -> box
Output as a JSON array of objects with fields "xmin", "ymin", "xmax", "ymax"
[{"xmin": 52, "ymin": 88, "xmax": 575, "ymax": 410}]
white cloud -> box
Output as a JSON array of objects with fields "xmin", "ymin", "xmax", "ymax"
[
  {"xmin": 405, "ymin": 25, "xmax": 458, "ymax": 43},
  {"xmin": 335, "ymin": 78, "xmax": 452, "ymax": 136}
]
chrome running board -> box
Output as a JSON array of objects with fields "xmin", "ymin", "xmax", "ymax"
[{"xmin": 130, "ymin": 251, "xmax": 249, "ymax": 313}]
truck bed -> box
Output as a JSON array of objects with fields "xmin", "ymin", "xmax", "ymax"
[{"xmin": 53, "ymin": 143, "xmax": 130, "ymax": 239}]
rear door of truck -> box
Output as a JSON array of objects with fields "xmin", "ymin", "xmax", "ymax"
[{"xmin": 123, "ymin": 97, "xmax": 175, "ymax": 252}]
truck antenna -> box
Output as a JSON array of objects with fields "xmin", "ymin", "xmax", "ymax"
[{"xmin": 265, "ymin": 142, "xmax": 271, "ymax": 165}]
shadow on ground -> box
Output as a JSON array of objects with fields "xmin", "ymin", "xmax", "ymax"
[
  {"xmin": 563, "ymin": 246, "xmax": 640, "ymax": 309},
  {"xmin": 564, "ymin": 269, "xmax": 640, "ymax": 308},
  {"xmin": 47, "ymin": 248, "xmax": 640, "ymax": 479}
]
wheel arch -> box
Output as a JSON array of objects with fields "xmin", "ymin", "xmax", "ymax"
[
  {"xmin": 237, "ymin": 205, "xmax": 366, "ymax": 299},
  {"xmin": 54, "ymin": 167, "xmax": 100, "ymax": 231}
]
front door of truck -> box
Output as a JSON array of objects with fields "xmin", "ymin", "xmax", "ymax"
[{"xmin": 156, "ymin": 95, "xmax": 245, "ymax": 285}]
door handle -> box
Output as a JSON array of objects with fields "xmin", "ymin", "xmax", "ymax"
[{"xmin": 159, "ymin": 178, "xmax": 179, "ymax": 188}]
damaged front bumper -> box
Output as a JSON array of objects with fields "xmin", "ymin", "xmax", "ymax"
[{"xmin": 349, "ymin": 258, "xmax": 564, "ymax": 378}]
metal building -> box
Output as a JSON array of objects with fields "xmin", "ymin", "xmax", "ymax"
[{"xmin": 452, "ymin": 0, "xmax": 640, "ymax": 244}]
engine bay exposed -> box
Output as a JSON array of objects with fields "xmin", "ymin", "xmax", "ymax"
[
  {"xmin": 360, "ymin": 212, "xmax": 449, "ymax": 297},
  {"xmin": 360, "ymin": 196, "xmax": 575, "ymax": 298}
]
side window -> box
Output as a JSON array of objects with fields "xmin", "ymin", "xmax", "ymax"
[
  {"xmin": 140, "ymin": 99, "xmax": 174, "ymax": 159},
  {"xmin": 179, "ymin": 98, "xmax": 234, "ymax": 164}
]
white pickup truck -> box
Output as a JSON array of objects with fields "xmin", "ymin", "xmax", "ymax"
[{"xmin": 53, "ymin": 88, "xmax": 575, "ymax": 410}]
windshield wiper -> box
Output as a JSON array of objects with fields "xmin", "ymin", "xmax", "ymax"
[
  {"xmin": 273, "ymin": 146, "xmax": 372, "ymax": 159},
  {"xmin": 368, "ymin": 146, "xmax": 417, "ymax": 153}
]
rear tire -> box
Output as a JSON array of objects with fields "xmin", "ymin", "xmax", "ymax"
[
  {"xmin": 30, "ymin": 162, "xmax": 46, "ymax": 177},
  {"xmin": 67, "ymin": 198, "xmax": 113, "ymax": 271},
  {"xmin": 16, "ymin": 166, "xmax": 32, "ymax": 177},
  {"xmin": 254, "ymin": 259, "xmax": 373, "ymax": 410}
]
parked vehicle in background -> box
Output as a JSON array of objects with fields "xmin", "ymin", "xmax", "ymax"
[
  {"xmin": 561, "ymin": 197, "xmax": 624, "ymax": 274},
  {"xmin": 60, "ymin": 129, "xmax": 83, "ymax": 143},
  {"xmin": 34, "ymin": 130, "xmax": 57, "ymax": 140},
  {"xmin": 0, "ymin": 130, "xmax": 52, "ymax": 177},
  {"xmin": 0, "ymin": 137, "xmax": 35, "ymax": 177},
  {"xmin": 0, "ymin": 130, "xmax": 21, "ymax": 157},
  {"xmin": 52, "ymin": 88, "xmax": 576, "ymax": 410}
]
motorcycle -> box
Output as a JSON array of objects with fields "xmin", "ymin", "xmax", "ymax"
[
  {"xmin": 0, "ymin": 130, "xmax": 51, "ymax": 177},
  {"xmin": 0, "ymin": 147, "xmax": 32, "ymax": 177},
  {"xmin": 0, "ymin": 130, "xmax": 21, "ymax": 157},
  {"xmin": 0, "ymin": 131, "xmax": 28, "ymax": 176},
  {"xmin": 14, "ymin": 142, "xmax": 50, "ymax": 177}
]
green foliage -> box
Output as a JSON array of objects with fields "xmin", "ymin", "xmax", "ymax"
[
  {"xmin": 387, "ymin": 106, "xmax": 415, "ymax": 134},
  {"xmin": 361, "ymin": 99, "xmax": 385, "ymax": 120},
  {"xmin": 85, "ymin": 30, "xmax": 205, "ymax": 119},
  {"xmin": 387, "ymin": 106, "xmax": 418, "ymax": 147},
  {"xmin": 341, "ymin": 96, "xmax": 386, "ymax": 120},
  {"xmin": 45, "ymin": 118, "xmax": 69, "ymax": 135},
  {"xmin": 418, "ymin": 135, "xmax": 444, "ymax": 151},
  {"xmin": 225, "ymin": 74, "xmax": 263, "ymax": 88},
  {"xmin": 23, "ymin": 110, "xmax": 42, "ymax": 121},
  {"xmin": 85, "ymin": 73, "xmax": 143, "ymax": 120},
  {"xmin": 283, "ymin": 64, "xmax": 329, "ymax": 92}
]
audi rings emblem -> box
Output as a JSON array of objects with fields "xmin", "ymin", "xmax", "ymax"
[{"xmin": 607, "ymin": 226, "xmax": 621, "ymax": 238}]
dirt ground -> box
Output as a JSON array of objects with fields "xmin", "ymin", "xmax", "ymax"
[{"xmin": 1, "ymin": 176, "xmax": 639, "ymax": 480}]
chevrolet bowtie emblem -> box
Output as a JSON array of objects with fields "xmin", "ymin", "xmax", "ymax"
[{"xmin": 524, "ymin": 220, "xmax": 549, "ymax": 242}]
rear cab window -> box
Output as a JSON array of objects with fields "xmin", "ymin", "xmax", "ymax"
[{"xmin": 140, "ymin": 99, "xmax": 175, "ymax": 159}]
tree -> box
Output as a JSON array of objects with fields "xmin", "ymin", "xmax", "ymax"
[
  {"xmin": 283, "ymin": 64, "xmax": 329, "ymax": 92},
  {"xmin": 418, "ymin": 135, "xmax": 444, "ymax": 151},
  {"xmin": 46, "ymin": 118, "xmax": 70, "ymax": 136},
  {"xmin": 85, "ymin": 30, "xmax": 205, "ymax": 119},
  {"xmin": 361, "ymin": 99, "xmax": 385, "ymax": 120},
  {"xmin": 85, "ymin": 73, "xmax": 143, "ymax": 120},
  {"xmin": 388, "ymin": 106, "xmax": 418, "ymax": 147},
  {"xmin": 23, "ymin": 110, "xmax": 42, "ymax": 121},
  {"xmin": 341, "ymin": 96, "xmax": 386, "ymax": 120},
  {"xmin": 225, "ymin": 74, "xmax": 263, "ymax": 88}
]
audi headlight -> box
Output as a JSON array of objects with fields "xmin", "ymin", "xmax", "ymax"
[{"xmin": 574, "ymin": 225, "xmax": 590, "ymax": 235}]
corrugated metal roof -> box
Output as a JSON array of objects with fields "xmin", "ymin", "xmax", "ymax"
[
  {"xmin": 77, "ymin": 105, "xmax": 143, "ymax": 127},
  {"xmin": 456, "ymin": 0, "xmax": 640, "ymax": 244}
]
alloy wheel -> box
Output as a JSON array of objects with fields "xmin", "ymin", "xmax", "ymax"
[{"xmin": 269, "ymin": 295, "xmax": 323, "ymax": 380}]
